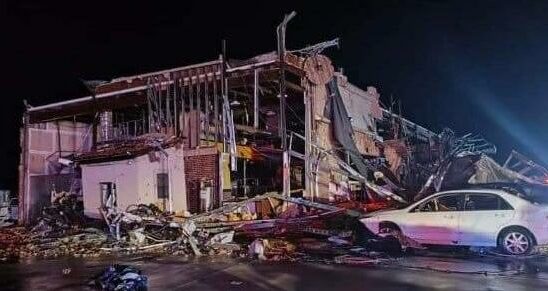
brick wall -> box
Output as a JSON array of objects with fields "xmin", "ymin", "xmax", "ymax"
[{"xmin": 183, "ymin": 147, "xmax": 219, "ymax": 213}]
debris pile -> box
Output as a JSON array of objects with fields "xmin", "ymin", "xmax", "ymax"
[
  {"xmin": 90, "ymin": 264, "xmax": 148, "ymax": 291},
  {"xmin": 30, "ymin": 191, "xmax": 85, "ymax": 237},
  {"xmin": 2, "ymin": 146, "xmax": 546, "ymax": 263},
  {"xmin": 0, "ymin": 191, "xmax": 401, "ymax": 265}
]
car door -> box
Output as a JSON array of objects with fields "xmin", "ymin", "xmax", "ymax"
[
  {"xmin": 458, "ymin": 193, "xmax": 515, "ymax": 246},
  {"xmin": 401, "ymin": 193, "xmax": 464, "ymax": 245}
]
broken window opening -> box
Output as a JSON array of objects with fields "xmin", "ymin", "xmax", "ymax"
[
  {"xmin": 100, "ymin": 182, "xmax": 117, "ymax": 208},
  {"xmin": 157, "ymin": 173, "xmax": 169, "ymax": 199}
]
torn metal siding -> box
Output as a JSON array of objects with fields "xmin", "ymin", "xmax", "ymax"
[
  {"xmin": 326, "ymin": 78, "xmax": 371, "ymax": 177},
  {"xmin": 336, "ymin": 74, "xmax": 382, "ymax": 135},
  {"xmin": 303, "ymin": 64, "xmax": 387, "ymax": 200}
]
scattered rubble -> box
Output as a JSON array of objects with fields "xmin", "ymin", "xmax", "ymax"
[
  {"xmin": 2, "ymin": 148, "xmax": 547, "ymax": 265},
  {"xmin": 0, "ymin": 190, "xmax": 402, "ymax": 266},
  {"xmin": 30, "ymin": 191, "xmax": 85, "ymax": 238},
  {"xmin": 90, "ymin": 264, "xmax": 148, "ymax": 291},
  {"xmin": 0, "ymin": 227, "xmax": 29, "ymax": 260}
]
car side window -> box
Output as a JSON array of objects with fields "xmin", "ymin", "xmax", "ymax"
[
  {"xmin": 414, "ymin": 194, "xmax": 463, "ymax": 212},
  {"xmin": 417, "ymin": 199, "xmax": 437, "ymax": 212},
  {"xmin": 499, "ymin": 198, "xmax": 513, "ymax": 210},
  {"xmin": 464, "ymin": 194, "xmax": 514, "ymax": 211},
  {"xmin": 436, "ymin": 195, "xmax": 462, "ymax": 212}
]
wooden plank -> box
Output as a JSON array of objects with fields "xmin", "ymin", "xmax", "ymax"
[
  {"xmin": 205, "ymin": 71, "xmax": 210, "ymax": 142},
  {"xmin": 213, "ymin": 76, "xmax": 219, "ymax": 143}
]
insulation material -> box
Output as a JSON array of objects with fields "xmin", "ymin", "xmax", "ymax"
[
  {"xmin": 221, "ymin": 153, "xmax": 232, "ymax": 191},
  {"xmin": 215, "ymin": 143, "xmax": 263, "ymax": 161},
  {"xmin": 468, "ymin": 155, "xmax": 532, "ymax": 185},
  {"xmin": 315, "ymin": 121, "xmax": 332, "ymax": 149}
]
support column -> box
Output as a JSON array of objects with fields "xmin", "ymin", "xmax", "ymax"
[
  {"xmin": 304, "ymin": 86, "xmax": 313, "ymax": 200},
  {"xmin": 213, "ymin": 71, "xmax": 219, "ymax": 143},
  {"xmin": 243, "ymin": 159, "xmax": 247, "ymax": 197},
  {"xmin": 18, "ymin": 113, "xmax": 30, "ymax": 224},
  {"xmin": 253, "ymin": 69, "xmax": 259, "ymax": 129},
  {"xmin": 277, "ymin": 11, "xmax": 296, "ymax": 197}
]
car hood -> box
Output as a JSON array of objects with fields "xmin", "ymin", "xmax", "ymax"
[{"xmin": 362, "ymin": 208, "xmax": 406, "ymax": 218}]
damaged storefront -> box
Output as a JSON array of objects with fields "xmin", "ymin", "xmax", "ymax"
[
  {"xmin": 10, "ymin": 13, "xmax": 548, "ymax": 268},
  {"xmin": 18, "ymin": 33, "xmax": 397, "ymax": 223}
]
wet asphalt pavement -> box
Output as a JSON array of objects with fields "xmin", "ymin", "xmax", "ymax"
[{"xmin": 1, "ymin": 253, "xmax": 548, "ymax": 290}]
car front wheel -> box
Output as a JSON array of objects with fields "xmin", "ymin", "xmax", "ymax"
[
  {"xmin": 378, "ymin": 223, "xmax": 400, "ymax": 238},
  {"xmin": 498, "ymin": 228, "xmax": 534, "ymax": 256}
]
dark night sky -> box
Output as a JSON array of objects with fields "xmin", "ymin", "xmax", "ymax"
[{"xmin": 2, "ymin": 1, "xmax": 548, "ymax": 191}]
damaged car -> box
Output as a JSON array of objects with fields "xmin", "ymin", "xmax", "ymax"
[{"xmin": 361, "ymin": 188, "xmax": 548, "ymax": 255}]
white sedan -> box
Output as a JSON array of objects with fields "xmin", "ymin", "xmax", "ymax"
[{"xmin": 361, "ymin": 189, "xmax": 548, "ymax": 255}]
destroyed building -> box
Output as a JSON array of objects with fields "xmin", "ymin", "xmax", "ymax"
[{"xmin": 18, "ymin": 29, "xmax": 443, "ymax": 224}]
